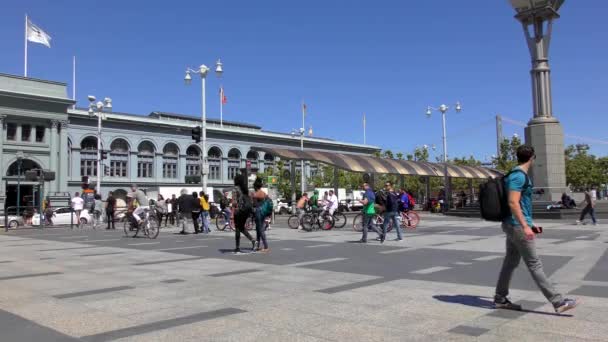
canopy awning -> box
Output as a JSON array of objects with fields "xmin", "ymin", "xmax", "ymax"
[{"xmin": 253, "ymin": 147, "xmax": 502, "ymax": 179}]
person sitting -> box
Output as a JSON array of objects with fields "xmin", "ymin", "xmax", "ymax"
[{"xmin": 561, "ymin": 193, "xmax": 576, "ymax": 209}]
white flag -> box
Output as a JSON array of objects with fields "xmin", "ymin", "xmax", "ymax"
[{"xmin": 27, "ymin": 19, "xmax": 51, "ymax": 48}]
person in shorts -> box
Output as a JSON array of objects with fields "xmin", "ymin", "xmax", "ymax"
[{"xmin": 71, "ymin": 192, "xmax": 84, "ymax": 227}]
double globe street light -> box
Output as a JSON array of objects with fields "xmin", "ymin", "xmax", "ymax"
[
  {"xmin": 184, "ymin": 59, "xmax": 223, "ymax": 192},
  {"xmin": 88, "ymin": 96, "xmax": 112, "ymax": 194},
  {"xmin": 426, "ymin": 102, "xmax": 462, "ymax": 211}
]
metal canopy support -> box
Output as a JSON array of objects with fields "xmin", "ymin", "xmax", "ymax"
[
  {"xmin": 333, "ymin": 167, "xmax": 339, "ymax": 198},
  {"xmin": 290, "ymin": 162, "xmax": 296, "ymax": 202}
]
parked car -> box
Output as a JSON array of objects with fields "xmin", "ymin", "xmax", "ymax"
[
  {"xmin": 1, "ymin": 215, "xmax": 25, "ymax": 229},
  {"xmin": 274, "ymin": 199, "xmax": 293, "ymax": 215},
  {"xmin": 32, "ymin": 207, "xmax": 92, "ymax": 225}
]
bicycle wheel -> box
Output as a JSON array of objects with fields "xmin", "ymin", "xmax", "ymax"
[
  {"xmin": 404, "ymin": 211, "xmax": 420, "ymax": 229},
  {"xmin": 123, "ymin": 220, "xmax": 131, "ymax": 236},
  {"xmin": 302, "ymin": 214, "xmax": 315, "ymax": 232},
  {"xmin": 332, "ymin": 212, "xmax": 347, "ymax": 229},
  {"xmin": 287, "ymin": 215, "xmax": 301, "ymax": 229},
  {"xmin": 352, "ymin": 213, "xmax": 363, "ymax": 232},
  {"xmin": 375, "ymin": 215, "xmax": 392, "ymax": 233},
  {"xmin": 321, "ymin": 215, "xmax": 334, "ymax": 230},
  {"xmin": 146, "ymin": 217, "xmax": 160, "ymax": 239},
  {"xmin": 216, "ymin": 215, "xmax": 228, "ymax": 231}
]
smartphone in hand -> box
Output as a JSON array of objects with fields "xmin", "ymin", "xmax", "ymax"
[{"xmin": 532, "ymin": 226, "xmax": 543, "ymax": 234}]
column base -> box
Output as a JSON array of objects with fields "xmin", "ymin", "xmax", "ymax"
[{"xmin": 525, "ymin": 120, "xmax": 567, "ymax": 202}]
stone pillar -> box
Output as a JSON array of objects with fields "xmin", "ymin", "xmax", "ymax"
[
  {"xmin": 49, "ymin": 120, "xmax": 59, "ymax": 192},
  {"xmin": 129, "ymin": 151, "xmax": 138, "ymax": 181},
  {"xmin": 178, "ymin": 155, "xmax": 186, "ymax": 183},
  {"xmin": 222, "ymin": 157, "xmax": 229, "ymax": 185},
  {"xmin": 155, "ymin": 153, "xmax": 163, "ymax": 185},
  {"xmin": 0, "ymin": 115, "xmax": 6, "ymax": 211},
  {"xmin": 525, "ymin": 121, "xmax": 566, "ymax": 202},
  {"xmin": 58, "ymin": 121, "xmax": 69, "ymax": 194}
]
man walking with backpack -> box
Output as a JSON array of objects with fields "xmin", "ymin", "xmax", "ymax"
[
  {"xmin": 381, "ymin": 181, "xmax": 403, "ymax": 243},
  {"xmin": 493, "ymin": 145, "xmax": 578, "ymax": 313}
]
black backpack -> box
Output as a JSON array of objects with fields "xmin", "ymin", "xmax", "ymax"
[
  {"xmin": 479, "ymin": 169, "xmax": 530, "ymax": 222},
  {"xmin": 375, "ymin": 190, "xmax": 387, "ymax": 206},
  {"xmin": 235, "ymin": 189, "xmax": 253, "ymax": 218}
]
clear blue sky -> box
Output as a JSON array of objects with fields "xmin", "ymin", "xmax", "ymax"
[{"xmin": 2, "ymin": 0, "xmax": 607, "ymax": 160}]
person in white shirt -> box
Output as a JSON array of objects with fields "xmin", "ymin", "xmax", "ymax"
[
  {"xmin": 326, "ymin": 190, "xmax": 339, "ymax": 216},
  {"xmin": 130, "ymin": 184, "xmax": 150, "ymax": 225},
  {"xmin": 71, "ymin": 192, "xmax": 85, "ymax": 227}
]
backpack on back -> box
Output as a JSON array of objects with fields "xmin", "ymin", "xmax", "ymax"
[
  {"xmin": 407, "ymin": 193, "xmax": 416, "ymax": 208},
  {"xmin": 235, "ymin": 189, "xmax": 253, "ymax": 219},
  {"xmin": 375, "ymin": 190, "xmax": 387, "ymax": 206},
  {"xmin": 260, "ymin": 197, "xmax": 274, "ymax": 217},
  {"xmin": 479, "ymin": 169, "xmax": 529, "ymax": 222}
]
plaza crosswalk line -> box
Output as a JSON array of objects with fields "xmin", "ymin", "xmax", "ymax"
[
  {"xmin": 71, "ymin": 238, "xmax": 123, "ymax": 243},
  {"xmin": 379, "ymin": 248, "xmax": 411, "ymax": 254},
  {"xmin": 452, "ymin": 261, "xmax": 473, "ymax": 266},
  {"xmin": 284, "ymin": 258, "xmax": 347, "ymax": 267},
  {"xmin": 472, "ymin": 255, "xmax": 503, "ymax": 262},
  {"xmin": 305, "ymin": 244, "xmax": 334, "ymax": 248},
  {"xmin": 157, "ymin": 246, "xmax": 208, "ymax": 252},
  {"xmin": 128, "ymin": 242, "xmax": 161, "ymax": 246},
  {"xmin": 410, "ymin": 266, "xmax": 452, "ymax": 274}
]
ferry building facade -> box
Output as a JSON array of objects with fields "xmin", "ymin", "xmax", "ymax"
[{"xmin": 0, "ymin": 73, "xmax": 378, "ymax": 210}]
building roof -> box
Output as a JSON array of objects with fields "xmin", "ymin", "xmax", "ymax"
[{"xmin": 149, "ymin": 111, "xmax": 261, "ymax": 130}]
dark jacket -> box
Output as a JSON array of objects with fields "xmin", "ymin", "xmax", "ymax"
[{"xmin": 177, "ymin": 194, "xmax": 198, "ymax": 214}]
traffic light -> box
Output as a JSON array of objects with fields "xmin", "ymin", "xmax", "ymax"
[
  {"xmin": 191, "ymin": 126, "xmax": 201, "ymax": 143},
  {"xmin": 101, "ymin": 150, "xmax": 108, "ymax": 160}
]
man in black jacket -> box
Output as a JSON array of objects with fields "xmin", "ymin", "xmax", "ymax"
[
  {"xmin": 381, "ymin": 181, "xmax": 403, "ymax": 243},
  {"xmin": 177, "ymin": 189, "xmax": 198, "ymax": 234}
]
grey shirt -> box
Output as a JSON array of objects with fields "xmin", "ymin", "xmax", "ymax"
[{"xmin": 132, "ymin": 189, "xmax": 149, "ymax": 207}]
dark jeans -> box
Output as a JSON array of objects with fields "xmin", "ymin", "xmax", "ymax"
[
  {"xmin": 579, "ymin": 205, "xmax": 596, "ymax": 224},
  {"xmin": 192, "ymin": 211, "xmax": 200, "ymax": 232},
  {"xmin": 106, "ymin": 210, "xmax": 115, "ymax": 229},
  {"xmin": 382, "ymin": 211, "xmax": 402, "ymax": 240},
  {"xmin": 495, "ymin": 223, "xmax": 563, "ymax": 307},
  {"xmin": 361, "ymin": 213, "xmax": 381, "ymax": 242},
  {"xmin": 234, "ymin": 214, "xmax": 253, "ymax": 250},
  {"xmin": 255, "ymin": 208, "xmax": 268, "ymax": 249}
]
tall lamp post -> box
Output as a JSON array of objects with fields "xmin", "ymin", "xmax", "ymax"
[
  {"xmin": 291, "ymin": 127, "xmax": 306, "ymax": 195},
  {"xmin": 509, "ymin": 0, "xmax": 566, "ymax": 201},
  {"xmin": 426, "ymin": 102, "xmax": 462, "ymax": 211},
  {"xmin": 88, "ymin": 96, "xmax": 112, "ymax": 194},
  {"xmin": 185, "ymin": 59, "xmax": 223, "ymax": 192},
  {"xmin": 16, "ymin": 151, "xmax": 24, "ymax": 217}
]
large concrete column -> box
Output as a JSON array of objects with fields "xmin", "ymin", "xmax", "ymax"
[
  {"xmin": 0, "ymin": 115, "xmax": 6, "ymax": 210},
  {"xmin": 178, "ymin": 155, "xmax": 187, "ymax": 183},
  {"xmin": 49, "ymin": 120, "xmax": 58, "ymax": 192},
  {"xmin": 155, "ymin": 152, "xmax": 163, "ymax": 185},
  {"xmin": 58, "ymin": 121, "xmax": 69, "ymax": 194},
  {"xmin": 129, "ymin": 151, "xmax": 138, "ymax": 181}
]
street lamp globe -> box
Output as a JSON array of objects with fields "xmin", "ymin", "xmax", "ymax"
[
  {"xmin": 104, "ymin": 97, "xmax": 112, "ymax": 110},
  {"xmin": 426, "ymin": 107, "xmax": 432, "ymax": 117},
  {"xmin": 455, "ymin": 101, "xmax": 462, "ymax": 112},
  {"xmin": 215, "ymin": 59, "xmax": 223, "ymax": 77},
  {"xmin": 439, "ymin": 104, "xmax": 449, "ymax": 113},
  {"xmin": 199, "ymin": 65, "xmax": 209, "ymax": 77},
  {"xmin": 184, "ymin": 71, "xmax": 192, "ymax": 85}
]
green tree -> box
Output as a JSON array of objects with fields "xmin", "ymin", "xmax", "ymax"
[
  {"xmin": 396, "ymin": 152, "xmax": 404, "ymax": 160},
  {"xmin": 564, "ymin": 144, "xmax": 605, "ymax": 190},
  {"xmin": 382, "ymin": 150, "xmax": 394, "ymax": 159},
  {"xmin": 493, "ymin": 135, "xmax": 522, "ymax": 172}
]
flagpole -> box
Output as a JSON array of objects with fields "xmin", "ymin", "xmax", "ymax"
[
  {"xmin": 363, "ymin": 112, "xmax": 366, "ymax": 145},
  {"xmin": 24, "ymin": 14, "xmax": 28, "ymax": 77},
  {"xmin": 72, "ymin": 56, "xmax": 76, "ymax": 108},
  {"xmin": 220, "ymin": 85, "xmax": 223, "ymax": 128}
]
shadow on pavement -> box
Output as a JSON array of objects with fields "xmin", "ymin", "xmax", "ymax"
[{"xmin": 433, "ymin": 294, "xmax": 573, "ymax": 317}]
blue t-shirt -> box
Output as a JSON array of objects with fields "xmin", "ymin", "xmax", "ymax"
[{"xmin": 504, "ymin": 167, "xmax": 533, "ymax": 227}]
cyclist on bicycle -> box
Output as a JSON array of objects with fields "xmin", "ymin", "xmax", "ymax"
[
  {"xmin": 296, "ymin": 193, "xmax": 309, "ymax": 230},
  {"xmin": 399, "ymin": 188, "xmax": 410, "ymax": 213},
  {"xmin": 130, "ymin": 184, "xmax": 149, "ymax": 227},
  {"xmin": 326, "ymin": 190, "xmax": 339, "ymax": 216},
  {"xmin": 309, "ymin": 190, "xmax": 319, "ymax": 210}
]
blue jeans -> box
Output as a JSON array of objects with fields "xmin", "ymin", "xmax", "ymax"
[
  {"xmin": 361, "ymin": 213, "xmax": 381, "ymax": 242},
  {"xmin": 223, "ymin": 208, "xmax": 231, "ymax": 223},
  {"xmin": 200, "ymin": 211, "xmax": 210, "ymax": 233},
  {"xmin": 579, "ymin": 205, "xmax": 596, "ymax": 224},
  {"xmin": 382, "ymin": 211, "xmax": 402, "ymax": 240},
  {"xmin": 255, "ymin": 208, "xmax": 268, "ymax": 249}
]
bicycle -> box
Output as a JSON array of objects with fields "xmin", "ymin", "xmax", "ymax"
[
  {"xmin": 288, "ymin": 207, "xmax": 311, "ymax": 229},
  {"xmin": 400, "ymin": 210, "xmax": 420, "ymax": 229},
  {"xmin": 332, "ymin": 211, "xmax": 347, "ymax": 229},
  {"xmin": 216, "ymin": 211, "xmax": 254, "ymax": 232},
  {"xmin": 301, "ymin": 209, "xmax": 334, "ymax": 231},
  {"xmin": 352, "ymin": 213, "xmax": 393, "ymax": 232},
  {"xmin": 123, "ymin": 209, "xmax": 159, "ymax": 239}
]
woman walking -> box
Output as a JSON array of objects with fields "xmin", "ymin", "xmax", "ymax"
[
  {"xmin": 233, "ymin": 173, "xmax": 255, "ymax": 254},
  {"xmin": 252, "ymin": 177, "xmax": 270, "ymax": 253},
  {"xmin": 156, "ymin": 194, "xmax": 168, "ymax": 227},
  {"xmin": 106, "ymin": 192, "xmax": 116, "ymax": 230}
]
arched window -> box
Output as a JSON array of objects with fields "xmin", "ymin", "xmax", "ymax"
[
  {"xmin": 162, "ymin": 143, "xmax": 179, "ymax": 179},
  {"xmin": 246, "ymin": 150, "xmax": 259, "ymax": 170},
  {"xmin": 186, "ymin": 146, "xmax": 201, "ymax": 176},
  {"xmin": 80, "ymin": 136, "xmax": 98, "ymax": 176},
  {"xmin": 6, "ymin": 159, "xmax": 42, "ymax": 176},
  {"xmin": 227, "ymin": 148, "xmax": 241, "ymax": 180},
  {"xmin": 137, "ymin": 141, "xmax": 155, "ymax": 178},
  {"xmin": 110, "ymin": 139, "xmax": 129, "ymax": 177},
  {"xmin": 208, "ymin": 147, "xmax": 222, "ymax": 180},
  {"xmin": 264, "ymin": 152, "xmax": 275, "ymax": 169}
]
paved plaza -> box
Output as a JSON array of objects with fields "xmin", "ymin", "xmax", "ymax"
[{"xmin": 1, "ymin": 215, "xmax": 608, "ymax": 341}]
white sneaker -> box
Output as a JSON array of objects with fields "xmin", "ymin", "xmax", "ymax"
[{"xmin": 575, "ymin": 220, "xmax": 582, "ymax": 225}]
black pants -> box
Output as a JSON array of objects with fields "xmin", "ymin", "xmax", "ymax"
[
  {"xmin": 234, "ymin": 214, "xmax": 253, "ymax": 250},
  {"xmin": 192, "ymin": 211, "xmax": 200, "ymax": 232},
  {"xmin": 106, "ymin": 210, "xmax": 115, "ymax": 229}
]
